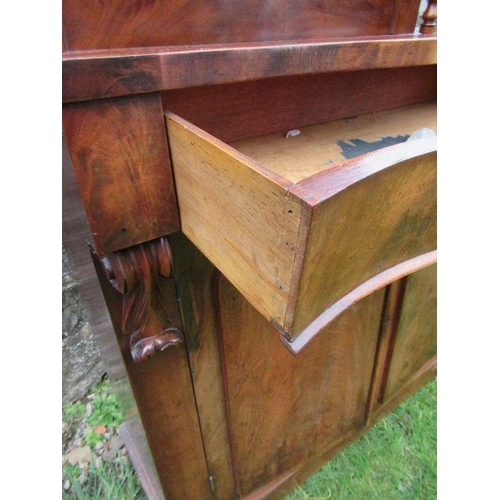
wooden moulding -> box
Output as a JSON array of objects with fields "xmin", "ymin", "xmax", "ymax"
[
  {"xmin": 62, "ymin": 35, "xmax": 436, "ymax": 103},
  {"xmin": 165, "ymin": 103, "xmax": 437, "ymax": 353}
]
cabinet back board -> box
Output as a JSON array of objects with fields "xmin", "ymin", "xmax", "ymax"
[{"xmin": 63, "ymin": 0, "xmax": 421, "ymax": 51}]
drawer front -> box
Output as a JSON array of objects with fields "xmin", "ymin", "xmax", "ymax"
[
  {"xmin": 288, "ymin": 146, "xmax": 436, "ymax": 346},
  {"xmin": 166, "ymin": 110, "xmax": 436, "ymax": 352}
]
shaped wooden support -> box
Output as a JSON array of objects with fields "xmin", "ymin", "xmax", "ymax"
[
  {"xmin": 420, "ymin": 0, "xmax": 437, "ymax": 34},
  {"xmin": 97, "ymin": 237, "xmax": 184, "ymax": 363}
]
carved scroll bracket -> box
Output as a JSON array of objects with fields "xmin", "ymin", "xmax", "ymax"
[{"xmin": 98, "ymin": 237, "xmax": 184, "ymax": 363}]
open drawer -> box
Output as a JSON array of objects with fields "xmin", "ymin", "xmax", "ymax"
[{"xmin": 165, "ymin": 102, "xmax": 437, "ymax": 353}]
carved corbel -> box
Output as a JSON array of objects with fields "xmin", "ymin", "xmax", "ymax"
[{"xmin": 98, "ymin": 237, "xmax": 184, "ymax": 363}]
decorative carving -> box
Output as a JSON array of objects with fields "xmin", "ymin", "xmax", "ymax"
[
  {"xmin": 99, "ymin": 237, "xmax": 183, "ymax": 363},
  {"xmin": 420, "ymin": 0, "xmax": 437, "ymax": 34}
]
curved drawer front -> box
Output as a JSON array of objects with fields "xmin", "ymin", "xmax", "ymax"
[
  {"xmin": 286, "ymin": 143, "xmax": 436, "ymax": 351},
  {"xmin": 166, "ymin": 106, "xmax": 436, "ymax": 352}
]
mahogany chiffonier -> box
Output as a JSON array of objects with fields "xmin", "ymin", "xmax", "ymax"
[{"xmin": 62, "ymin": 1, "xmax": 437, "ymax": 498}]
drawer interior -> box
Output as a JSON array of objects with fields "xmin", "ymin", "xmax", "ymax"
[
  {"xmin": 230, "ymin": 102, "xmax": 436, "ymax": 183},
  {"xmin": 166, "ymin": 95, "xmax": 437, "ymax": 353}
]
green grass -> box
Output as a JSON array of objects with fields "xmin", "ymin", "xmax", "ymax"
[
  {"xmin": 62, "ymin": 379, "xmax": 436, "ymax": 499},
  {"xmin": 62, "ymin": 378, "xmax": 147, "ymax": 500},
  {"xmin": 62, "ymin": 461, "xmax": 146, "ymax": 500}
]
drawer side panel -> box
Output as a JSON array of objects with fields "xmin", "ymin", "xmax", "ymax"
[{"xmin": 166, "ymin": 113, "xmax": 309, "ymax": 327}]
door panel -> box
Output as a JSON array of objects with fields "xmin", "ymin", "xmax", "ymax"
[
  {"xmin": 215, "ymin": 276, "xmax": 386, "ymax": 495},
  {"xmin": 384, "ymin": 264, "xmax": 437, "ymax": 402}
]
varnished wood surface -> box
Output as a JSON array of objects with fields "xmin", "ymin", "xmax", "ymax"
[
  {"xmin": 368, "ymin": 356, "xmax": 437, "ymax": 428},
  {"xmin": 62, "ymin": 0, "xmax": 422, "ymax": 52},
  {"xmin": 215, "ymin": 276, "xmax": 386, "ymax": 495},
  {"xmin": 268, "ymin": 370, "xmax": 436, "ymax": 499},
  {"xmin": 167, "ymin": 108, "xmax": 436, "ymax": 345},
  {"xmin": 166, "ymin": 111, "xmax": 308, "ymax": 331},
  {"xmin": 420, "ymin": 0, "xmax": 438, "ymax": 34},
  {"xmin": 62, "ymin": 2, "xmax": 438, "ymax": 498},
  {"xmin": 290, "ymin": 141, "xmax": 436, "ymax": 339},
  {"xmin": 384, "ymin": 264, "xmax": 437, "ymax": 402},
  {"xmin": 231, "ymin": 102, "xmax": 436, "ymax": 183},
  {"xmin": 63, "ymin": 137, "xmax": 166, "ymax": 496},
  {"xmin": 97, "ymin": 238, "xmax": 184, "ymax": 363},
  {"xmin": 283, "ymin": 252, "xmax": 436, "ymax": 354},
  {"xmin": 365, "ymin": 278, "xmax": 409, "ymax": 425},
  {"xmin": 63, "ymin": 93, "xmax": 180, "ymax": 254},
  {"xmin": 93, "ymin": 250, "xmax": 212, "ymax": 499},
  {"xmin": 141, "ymin": 235, "xmax": 437, "ymax": 499},
  {"xmin": 170, "ymin": 232, "xmax": 237, "ymax": 500},
  {"xmin": 163, "ymin": 65, "xmax": 437, "ymax": 143},
  {"xmin": 62, "ymin": 35, "xmax": 437, "ymax": 103}
]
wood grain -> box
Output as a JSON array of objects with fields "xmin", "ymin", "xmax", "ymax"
[
  {"xmin": 62, "ymin": 36, "xmax": 437, "ymax": 103},
  {"xmin": 62, "ymin": 2, "xmax": 439, "ymax": 498},
  {"xmin": 289, "ymin": 140, "xmax": 437, "ymax": 338},
  {"xmin": 166, "ymin": 112, "xmax": 309, "ymax": 329},
  {"xmin": 365, "ymin": 278, "xmax": 409, "ymax": 425},
  {"xmin": 63, "ymin": 134, "xmax": 144, "ymax": 400},
  {"xmin": 62, "ymin": 0, "xmax": 423, "ymax": 51},
  {"xmin": 63, "ymin": 93, "xmax": 180, "ymax": 254},
  {"xmin": 231, "ymin": 102, "xmax": 436, "ymax": 183},
  {"xmin": 283, "ymin": 252, "xmax": 436, "ymax": 354},
  {"xmin": 267, "ymin": 370, "xmax": 436, "ymax": 499},
  {"xmin": 155, "ymin": 235, "xmax": 437, "ymax": 499},
  {"xmin": 97, "ymin": 238, "xmax": 184, "ymax": 363},
  {"xmin": 167, "ymin": 108, "xmax": 436, "ymax": 344},
  {"xmin": 390, "ymin": 0, "xmax": 422, "ymax": 34},
  {"xmin": 169, "ymin": 232, "xmax": 237, "ymax": 500},
  {"xmin": 92, "ymin": 249, "xmax": 212, "ymax": 500},
  {"xmin": 163, "ymin": 65, "xmax": 437, "ymax": 143},
  {"xmin": 383, "ymin": 264, "xmax": 437, "ymax": 402},
  {"xmin": 215, "ymin": 275, "xmax": 386, "ymax": 495}
]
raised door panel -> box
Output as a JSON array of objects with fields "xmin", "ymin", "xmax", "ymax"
[
  {"xmin": 383, "ymin": 264, "xmax": 437, "ymax": 403},
  {"xmin": 214, "ymin": 275, "xmax": 386, "ymax": 496}
]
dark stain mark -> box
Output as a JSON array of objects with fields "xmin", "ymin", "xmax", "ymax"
[{"xmin": 337, "ymin": 135, "xmax": 410, "ymax": 159}]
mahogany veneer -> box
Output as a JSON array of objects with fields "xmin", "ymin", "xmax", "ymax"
[{"xmin": 62, "ymin": 1, "xmax": 437, "ymax": 498}]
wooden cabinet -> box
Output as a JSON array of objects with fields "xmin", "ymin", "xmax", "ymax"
[{"xmin": 62, "ymin": 1, "xmax": 437, "ymax": 498}]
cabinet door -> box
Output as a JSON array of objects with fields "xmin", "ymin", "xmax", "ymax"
[
  {"xmin": 214, "ymin": 275, "xmax": 386, "ymax": 496},
  {"xmin": 383, "ymin": 264, "xmax": 437, "ymax": 404},
  {"xmin": 367, "ymin": 264, "xmax": 437, "ymax": 423}
]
